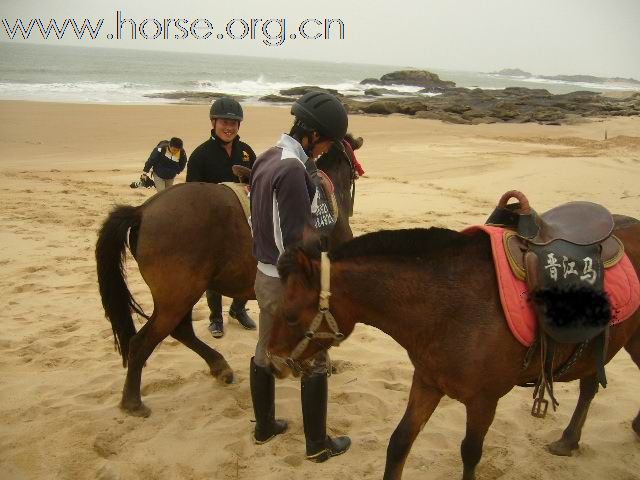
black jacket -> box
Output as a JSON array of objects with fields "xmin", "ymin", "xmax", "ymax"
[
  {"xmin": 143, "ymin": 142, "xmax": 187, "ymax": 180},
  {"xmin": 186, "ymin": 132, "xmax": 256, "ymax": 183}
]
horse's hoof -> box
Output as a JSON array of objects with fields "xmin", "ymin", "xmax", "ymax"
[
  {"xmin": 120, "ymin": 401, "xmax": 151, "ymax": 418},
  {"xmin": 547, "ymin": 439, "xmax": 578, "ymax": 457},
  {"xmin": 633, "ymin": 416, "xmax": 640, "ymax": 437},
  {"xmin": 212, "ymin": 367, "xmax": 234, "ymax": 385}
]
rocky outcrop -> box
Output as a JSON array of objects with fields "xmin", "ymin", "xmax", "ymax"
[
  {"xmin": 490, "ymin": 68, "xmax": 532, "ymax": 77},
  {"xmin": 490, "ymin": 68, "xmax": 640, "ymax": 86},
  {"xmin": 343, "ymin": 85, "xmax": 640, "ymax": 125},
  {"xmin": 146, "ymin": 70, "xmax": 640, "ymax": 125},
  {"xmin": 360, "ymin": 70, "xmax": 456, "ymax": 91},
  {"xmin": 279, "ymin": 86, "xmax": 340, "ymax": 96},
  {"xmin": 259, "ymin": 94, "xmax": 297, "ymax": 103},
  {"xmin": 364, "ymin": 88, "xmax": 416, "ymax": 97},
  {"xmin": 361, "ymin": 78, "xmax": 383, "ymax": 86}
]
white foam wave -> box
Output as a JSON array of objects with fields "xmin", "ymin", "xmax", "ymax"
[
  {"xmin": 0, "ymin": 81, "xmax": 171, "ymax": 103},
  {"xmin": 487, "ymin": 74, "xmax": 640, "ymax": 92}
]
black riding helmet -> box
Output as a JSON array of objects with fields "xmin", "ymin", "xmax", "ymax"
[
  {"xmin": 210, "ymin": 97, "xmax": 244, "ymax": 121},
  {"xmin": 291, "ymin": 92, "xmax": 348, "ymax": 141}
]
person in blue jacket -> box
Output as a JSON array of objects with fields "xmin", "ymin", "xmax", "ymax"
[{"xmin": 142, "ymin": 137, "xmax": 187, "ymax": 191}]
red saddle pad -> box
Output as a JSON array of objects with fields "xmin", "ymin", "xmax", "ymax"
[{"xmin": 463, "ymin": 225, "xmax": 640, "ymax": 346}]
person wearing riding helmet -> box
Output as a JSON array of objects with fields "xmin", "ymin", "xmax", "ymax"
[
  {"xmin": 186, "ymin": 96, "xmax": 257, "ymax": 338},
  {"xmin": 248, "ymin": 92, "xmax": 351, "ymax": 462}
]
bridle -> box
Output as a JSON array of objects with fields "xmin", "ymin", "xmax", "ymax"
[
  {"xmin": 281, "ymin": 142, "xmax": 354, "ymax": 372},
  {"xmin": 287, "ymin": 251, "xmax": 345, "ymax": 362}
]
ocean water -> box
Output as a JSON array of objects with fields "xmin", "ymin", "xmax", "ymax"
[{"xmin": 0, "ymin": 43, "xmax": 638, "ymax": 104}]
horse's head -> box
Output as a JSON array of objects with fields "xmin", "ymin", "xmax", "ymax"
[
  {"xmin": 315, "ymin": 133, "xmax": 363, "ymax": 249},
  {"xmin": 267, "ymin": 245, "xmax": 352, "ymax": 378}
]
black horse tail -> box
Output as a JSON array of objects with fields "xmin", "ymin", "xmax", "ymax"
[{"xmin": 96, "ymin": 205, "xmax": 149, "ymax": 367}]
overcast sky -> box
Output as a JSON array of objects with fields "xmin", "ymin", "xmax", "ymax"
[{"xmin": 3, "ymin": 0, "xmax": 640, "ymax": 78}]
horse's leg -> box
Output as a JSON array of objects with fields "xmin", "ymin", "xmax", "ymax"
[
  {"xmin": 383, "ymin": 374, "xmax": 443, "ymax": 480},
  {"xmin": 460, "ymin": 397, "xmax": 498, "ymax": 480},
  {"xmin": 121, "ymin": 310, "xmax": 179, "ymax": 417},
  {"xmin": 170, "ymin": 310, "xmax": 234, "ymax": 384},
  {"xmin": 624, "ymin": 328, "xmax": 640, "ymax": 437},
  {"xmin": 547, "ymin": 374, "xmax": 599, "ymax": 456}
]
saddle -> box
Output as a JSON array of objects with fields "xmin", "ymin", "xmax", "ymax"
[
  {"xmin": 232, "ymin": 165, "xmax": 340, "ymax": 233},
  {"xmin": 487, "ymin": 191, "xmax": 619, "ymax": 417}
]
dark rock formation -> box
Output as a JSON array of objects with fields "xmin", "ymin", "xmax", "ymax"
[
  {"xmin": 359, "ymin": 70, "xmax": 456, "ymax": 90},
  {"xmin": 490, "ymin": 68, "xmax": 640, "ymax": 86},
  {"xmin": 380, "ymin": 70, "xmax": 456, "ymax": 89},
  {"xmin": 279, "ymin": 86, "xmax": 340, "ymax": 96},
  {"xmin": 360, "ymin": 78, "xmax": 383, "ymax": 86},
  {"xmin": 342, "ymin": 83, "xmax": 640, "ymax": 125},
  {"xmin": 259, "ymin": 94, "xmax": 297, "ymax": 103},
  {"xmin": 364, "ymin": 88, "xmax": 416, "ymax": 97},
  {"xmin": 146, "ymin": 69, "xmax": 640, "ymax": 126},
  {"xmin": 490, "ymin": 68, "xmax": 533, "ymax": 77}
]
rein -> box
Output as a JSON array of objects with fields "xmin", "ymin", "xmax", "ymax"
[{"xmin": 288, "ymin": 252, "xmax": 345, "ymax": 361}]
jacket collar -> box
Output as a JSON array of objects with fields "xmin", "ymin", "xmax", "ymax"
[{"xmin": 276, "ymin": 134, "xmax": 308, "ymax": 165}]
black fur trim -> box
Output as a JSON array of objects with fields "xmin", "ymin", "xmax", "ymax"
[{"xmin": 531, "ymin": 285, "xmax": 611, "ymax": 329}]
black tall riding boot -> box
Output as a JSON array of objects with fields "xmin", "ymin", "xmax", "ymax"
[
  {"xmin": 206, "ymin": 290, "xmax": 224, "ymax": 338},
  {"xmin": 229, "ymin": 299, "xmax": 257, "ymax": 330},
  {"xmin": 301, "ymin": 373, "xmax": 351, "ymax": 462},
  {"xmin": 250, "ymin": 357, "xmax": 288, "ymax": 444}
]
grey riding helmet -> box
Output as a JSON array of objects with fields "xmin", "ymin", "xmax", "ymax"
[
  {"xmin": 210, "ymin": 97, "xmax": 244, "ymax": 121},
  {"xmin": 291, "ymin": 92, "xmax": 348, "ymax": 140}
]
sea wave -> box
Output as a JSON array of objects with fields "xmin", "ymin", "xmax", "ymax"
[
  {"xmin": 0, "ymin": 81, "xmax": 171, "ymax": 103},
  {"xmin": 486, "ymin": 74, "xmax": 640, "ymax": 92},
  {"xmin": 0, "ymin": 78, "xmax": 433, "ymax": 103}
]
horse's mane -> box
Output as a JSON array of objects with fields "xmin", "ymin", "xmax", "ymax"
[
  {"xmin": 329, "ymin": 228, "xmax": 472, "ymax": 261},
  {"xmin": 278, "ymin": 227, "xmax": 476, "ymax": 281}
]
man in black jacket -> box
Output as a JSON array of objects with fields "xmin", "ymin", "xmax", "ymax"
[
  {"xmin": 186, "ymin": 97, "xmax": 257, "ymax": 338},
  {"xmin": 142, "ymin": 137, "xmax": 187, "ymax": 191}
]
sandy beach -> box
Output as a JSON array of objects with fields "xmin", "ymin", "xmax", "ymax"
[{"xmin": 0, "ymin": 100, "xmax": 638, "ymax": 480}]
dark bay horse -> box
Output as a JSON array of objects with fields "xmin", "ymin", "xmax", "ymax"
[
  {"xmin": 95, "ymin": 135, "xmax": 361, "ymax": 417},
  {"xmin": 269, "ymin": 218, "xmax": 640, "ymax": 480}
]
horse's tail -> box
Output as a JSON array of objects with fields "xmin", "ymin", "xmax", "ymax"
[{"xmin": 95, "ymin": 205, "xmax": 149, "ymax": 367}]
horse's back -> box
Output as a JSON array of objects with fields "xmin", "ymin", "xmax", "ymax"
[
  {"xmin": 133, "ymin": 183, "xmax": 254, "ymax": 295},
  {"xmin": 613, "ymin": 214, "xmax": 640, "ymax": 270}
]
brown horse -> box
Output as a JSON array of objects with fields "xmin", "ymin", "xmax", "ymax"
[
  {"xmin": 95, "ymin": 135, "xmax": 361, "ymax": 417},
  {"xmin": 268, "ymin": 217, "xmax": 640, "ymax": 480}
]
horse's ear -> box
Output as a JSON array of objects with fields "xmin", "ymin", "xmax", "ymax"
[
  {"xmin": 345, "ymin": 133, "xmax": 364, "ymax": 151},
  {"xmin": 295, "ymin": 248, "xmax": 315, "ymax": 280},
  {"xmin": 278, "ymin": 246, "xmax": 317, "ymax": 284}
]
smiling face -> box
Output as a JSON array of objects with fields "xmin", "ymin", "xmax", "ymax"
[{"xmin": 212, "ymin": 118, "xmax": 240, "ymax": 143}]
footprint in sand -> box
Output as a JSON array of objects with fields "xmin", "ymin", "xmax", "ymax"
[{"xmin": 140, "ymin": 375, "xmax": 186, "ymax": 395}]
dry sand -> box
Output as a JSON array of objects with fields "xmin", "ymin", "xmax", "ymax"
[{"xmin": 0, "ymin": 100, "xmax": 638, "ymax": 480}]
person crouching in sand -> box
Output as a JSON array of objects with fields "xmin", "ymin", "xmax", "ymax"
[{"xmin": 142, "ymin": 137, "xmax": 187, "ymax": 192}]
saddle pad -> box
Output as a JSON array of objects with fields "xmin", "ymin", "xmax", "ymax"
[
  {"xmin": 463, "ymin": 225, "xmax": 640, "ymax": 346},
  {"xmin": 220, "ymin": 182, "xmax": 250, "ymax": 221}
]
